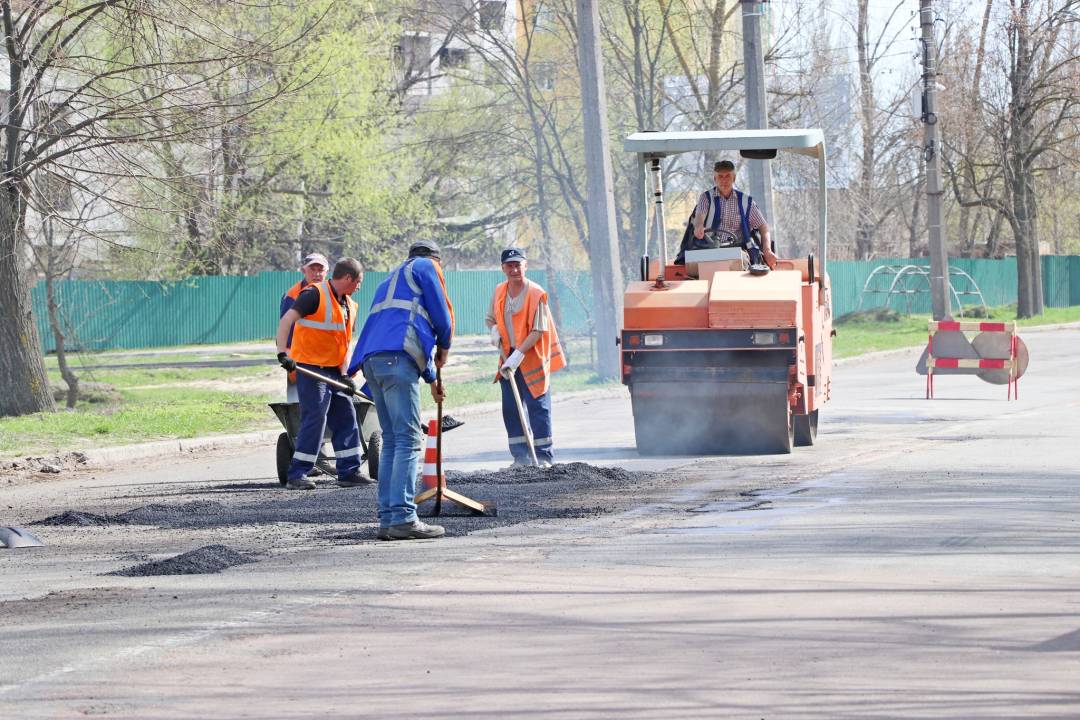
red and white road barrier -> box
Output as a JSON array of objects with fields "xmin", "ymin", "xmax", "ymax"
[
  {"xmin": 421, "ymin": 419, "xmax": 443, "ymax": 489},
  {"xmin": 926, "ymin": 320, "xmax": 1019, "ymax": 400}
]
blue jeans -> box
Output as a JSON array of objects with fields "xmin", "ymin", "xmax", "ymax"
[
  {"xmin": 363, "ymin": 352, "xmax": 423, "ymax": 527},
  {"xmin": 286, "ymin": 364, "xmax": 361, "ymax": 482},
  {"xmin": 500, "ymin": 370, "xmax": 553, "ymax": 464}
]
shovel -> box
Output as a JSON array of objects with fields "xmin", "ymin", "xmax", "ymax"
[
  {"xmin": 499, "ymin": 352, "xmax": 539, "ymax": 466},
  {"xmin": 0, "ymin": 527, "xmax": 44, "ymax": 549},
  {"xmin": 293, "ymin": 364, "xmax": 354, "ymax": 393}
]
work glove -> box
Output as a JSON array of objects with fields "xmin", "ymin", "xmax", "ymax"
[
  {"xmin": 489, "ymin": 325, "xmax": 502, "ymax": 348},
  {"xmin": 277, "ymin": 352, "xmax": 296, "ymax": 372},
  {"xmin": 339, "ymin": 376, "xmax": 357, "ymax": 396},
  {"xmin": 499, "ymin": 348, "xmax": 525, "ymax": 378}
]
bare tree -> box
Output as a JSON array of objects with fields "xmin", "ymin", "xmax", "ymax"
[
  {"xmin": 0, "ymin": 1, "xmax": 318, "ymax": 416},
  {"xmin": 942, "ymin": 0, "xmax": 1080, "ymax": 317},
  {"xmin": 27, "ymin": 180, "xmax": 117, "ymax": 408}
]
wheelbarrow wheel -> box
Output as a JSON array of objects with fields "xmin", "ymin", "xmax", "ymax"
[
  {"xmin": 275, "ymin": 432, "xmax": 292, "ymax": 486},
  {"xmin": 366, "ymin": 431, "xmax": 381, "ymax": 481}
]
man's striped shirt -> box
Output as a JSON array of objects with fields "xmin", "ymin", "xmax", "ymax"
[{"xmin": 693, "ymin": 187, "xmax": 767, "ymax": 240}]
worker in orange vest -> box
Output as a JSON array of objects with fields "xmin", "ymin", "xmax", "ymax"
[
  {"xmin": 276, "ymin": 257, "xmax": 368, "ymax": 490},
  {"xmin": 280, "ymin": 252, "xmax": 328, "ymax": 402},
  {"xmin": 487, "ymin": 248, "xmax": 566, "ymax": 467}
]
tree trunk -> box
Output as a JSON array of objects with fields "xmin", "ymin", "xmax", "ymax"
[
  {"xmin": 855, "ymin": 0, "xmax": 876, "ymax": 260},
  {"xmin": 45, "ymin": 272, "xmax": 79, "ymax": 408},
  {"xmin": 0, "ymin": 186, "xmax": 56, "ymax": 416}
]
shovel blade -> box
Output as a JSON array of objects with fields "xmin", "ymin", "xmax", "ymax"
[{"xmin": 0, "ymin": 527, "xmax": 45, "ymax": 548}]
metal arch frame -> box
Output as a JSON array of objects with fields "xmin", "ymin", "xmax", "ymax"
[
  {"xmin": 624, "ymin": 129, "xmax": 828, "ymax": 281},
  {"xmin": 857, "ymin": 263, "xmax": 989, "ymax": 317}
]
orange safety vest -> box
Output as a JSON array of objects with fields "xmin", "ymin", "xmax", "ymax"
[
  {"xmin": 291, "ymin": 280, "xmax": 357, "ymax": 368},
  {"xmin": 282, "ymin": 280, "xmax": 307, "ymax": 381},
  {"xmin": 284, "ymin": 279, "xmax": 306, "ymax": 302},
  {"xmin": 494, "ymin": 280, "xmax": 566, "ymax": 398}
]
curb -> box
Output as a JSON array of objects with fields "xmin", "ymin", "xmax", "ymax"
[
  {"xmin": 79, "ymin": 430, "xmax": 282, "ymax": 468},
  {"xmin": 73, "ymin": 387, "xmax": 630, "ymax": 468}
]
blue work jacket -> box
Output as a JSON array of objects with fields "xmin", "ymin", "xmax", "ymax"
[{"xmin": 350, "ymin": 256, "xmax": 453, "ymax": 383}]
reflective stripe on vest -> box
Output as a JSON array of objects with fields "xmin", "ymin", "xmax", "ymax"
[
  {"xmin": 368, "ymin": 259, "xmax": 432, "ymax": 373},
  {"xmin": 494, "ymin": 280, "xmax": 565, "ymax": 399},
  {"xmin": 296, "ymin": 281, "xmax": 346, "ymax": 331},
  {"xmin": 367, "ymin": 262, "xmax": 432, "ymax": 324},
  {"xmin": 291, "ymin": 280, "xmax": 355, "ymax": 367}
]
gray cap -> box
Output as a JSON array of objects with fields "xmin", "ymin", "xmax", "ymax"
[
  {"xmin": 302, "ymin": 252, "xmax": 329, "ymax": 268},
  {"xmin": 408, "ymin": 239, "xmax": 441, "ymax": 260}
]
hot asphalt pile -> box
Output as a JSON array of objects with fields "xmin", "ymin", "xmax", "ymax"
[
  {"xmin": 110, "ymin": 545, "xmax": 257, "ymax": 577},
  {"xmin": 29, "ymin": 462, "xmax": 663, "ymax": 574}
]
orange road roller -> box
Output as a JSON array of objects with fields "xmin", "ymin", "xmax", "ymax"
[{"xmin": 620, "ymin": 129, "xmax": 833, "ymax": 454}]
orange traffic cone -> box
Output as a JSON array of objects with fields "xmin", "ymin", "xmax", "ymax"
[
  {"xmin": 414, "ymin": 410, "xmax": 492, "ymax": 516},
  {"xmin": 421, "ymin": 419, "xmax": 443, "ymax": 490}
]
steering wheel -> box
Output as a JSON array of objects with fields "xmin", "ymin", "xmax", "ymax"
[{"xmin": 698, "ymin": 228, "xmax": 740, "ymax": 249}]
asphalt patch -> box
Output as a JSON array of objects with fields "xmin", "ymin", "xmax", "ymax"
[
  {"xmin": 110, "ymin": 545, "xmax": 256, "ymax": 576},
  {"xmin": 114, "ymin": 501, "xmax": 227, "ymax": 525},
  {"xmin": 445, "ymin": 462, "xmax": 643, "ymax": 486},
  {"xmin": 33, "ymin": 511, "xmax": 114, "ymax": 526},
  {"xmin": 43, "ymin": 463, "xmax": 660, "ymax": 546}
]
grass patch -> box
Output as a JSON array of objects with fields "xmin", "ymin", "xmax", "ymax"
[
  {"xmin": 47, "ymin": 364, "xmax": 273, "ymax": 389},
  {"xmin": 834, "ymin": 304, "xmax": 1080, "ymax": 358},
  {"xmin": 421, "ymin": 367, "xmax": 617, "ymax": 411},
  {"xmin": 0, "ymin": 387, "xmax": 275, "ymax": 456}
]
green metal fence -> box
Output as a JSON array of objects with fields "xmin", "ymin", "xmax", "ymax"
[{"xmin": 32, "ymin": 256, "xmax": 1080, "ymax": 352}]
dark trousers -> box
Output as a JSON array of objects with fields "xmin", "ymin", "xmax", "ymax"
[
  {"xmin": 499, "ymin": 370, "xmax": 553, "ymax": 463},
  {"xmin": 287, "ymin": 363, "xmax": 362, "ymax": 482}
]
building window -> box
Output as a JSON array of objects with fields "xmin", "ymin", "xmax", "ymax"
[
  {"xmin": 396, "ymin": 33, "xmax": 432, "ymax": 75},
  {"xmin": 447, "ymin": 0, "xmax": 475, "ymax": 31},
  {"xmin": 532, "ymin": 61, "xmax": 556, "ymax": 91},
  {"xmin": 479, "ymin": 0, "xmax": 505, "ymax": 30},
  {"xmin": 439, "ymin": 47, "xmax": 469, "ymax": 69}
]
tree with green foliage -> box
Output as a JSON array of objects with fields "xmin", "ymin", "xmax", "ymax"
[{"xmin": 0, "ymin": 0, "xmax": 323, "ymax": 417}]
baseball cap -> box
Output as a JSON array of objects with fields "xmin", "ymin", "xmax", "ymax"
[
  {"xmin": 302, "ymin": 252, "xmax": 329, "ymax": 268},
  {"xmin": 501, "ymin": 247, "xmax": 527, "ymax": 263},
  {"xmin": 408, "ymin": 239, "xmax": 441, "ymax": 260},
  {"xmin": 714, "ymin": 159, "xmax": 736, "ymax": 172}
]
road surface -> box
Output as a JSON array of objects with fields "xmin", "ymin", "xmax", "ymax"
[{"xmin": 2, "ymin": 327, "xmax": 1079, "ymax": 718}]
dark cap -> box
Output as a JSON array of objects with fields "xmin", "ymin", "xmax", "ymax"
[
  {"xmin": 713, "ymin": 159, "xmax": 736, "ymax": 172},
  {"xmin": 501, "ymin": 247, "xmax": 527, "ymax": 264},
  {"xmin": 408, "ymin": 239, "xmax": 441, "ymax": 260}
]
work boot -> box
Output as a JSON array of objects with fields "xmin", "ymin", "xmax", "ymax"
[
  {"xmin": 749, "ymin": 263, "xmax": 770, "ymax": 276},
  {"xmin": 337, "ymin": 471, "xmax": 373, "ymax": 488},
  {"xmin": 285, "ymin": 475, "xmax": 316, "ymax": 490},
  {"xmin": 377, "ymin": 527, "xmax": 391, "ymax": 541},
  {"xmin": 387, "ymin": 520, "xmax": 445, "ymax": 540}
]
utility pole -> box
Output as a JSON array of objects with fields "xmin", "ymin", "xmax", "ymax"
[
  {"xmin": 575, "ymin": 0, "xmax": 625, "ymax": 380},
  {"xmin": 920, "ymin": 0, "xmax": 950, "ymax": 319},
  {"xmin": 741, "ymin": 0, "xmax": 774, "ymax": 226}
]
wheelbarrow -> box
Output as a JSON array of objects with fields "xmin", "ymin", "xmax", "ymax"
[{"xmin": 268, "ymin": 394, "xmax": 381, "ymax": 486}]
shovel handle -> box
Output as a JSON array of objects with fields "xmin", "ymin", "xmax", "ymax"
[
  {"xmin": 293, "ymin": 364, "xmax": 350, "ymax": 391},
  {"xmin": 499, "ymin": 350, "xmax": 538, "ymax": 466}
]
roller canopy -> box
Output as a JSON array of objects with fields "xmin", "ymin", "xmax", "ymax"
[{"xmin": 623, "ymin": 129, "xmax": 825, "ymax": 158}]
